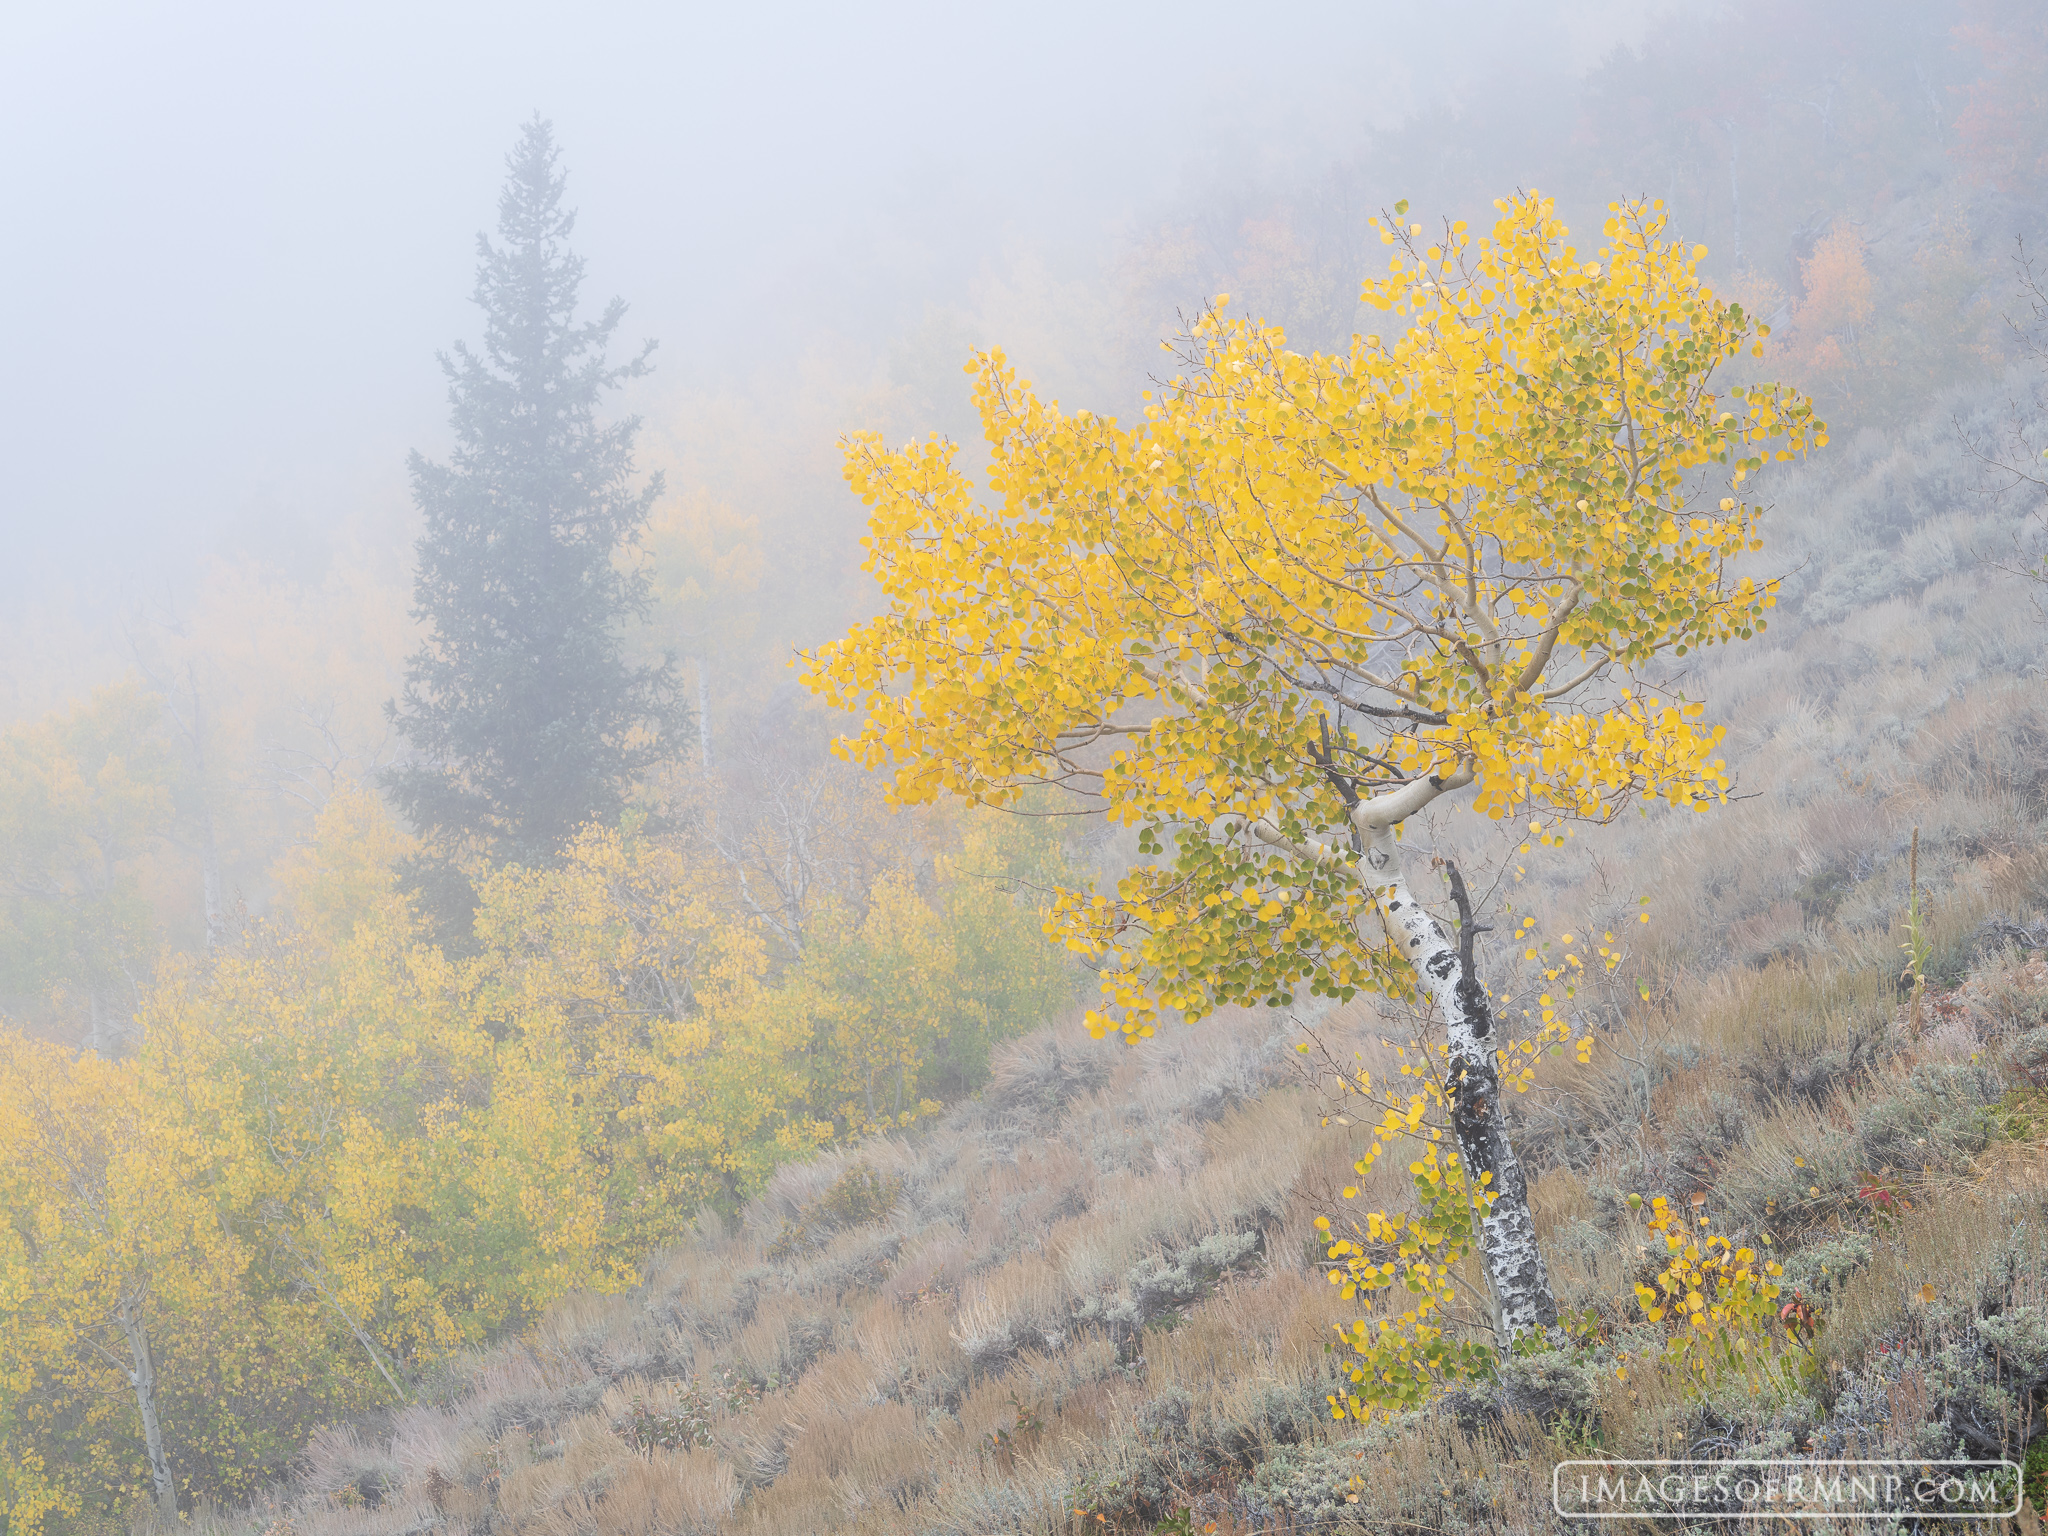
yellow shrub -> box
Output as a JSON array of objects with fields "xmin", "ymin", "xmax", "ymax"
[{"xmin": 1630, "ymin": 1194, "xmax": 1808, "ymax": 1392}]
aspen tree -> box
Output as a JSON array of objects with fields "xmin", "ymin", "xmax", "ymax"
[
  {"xmin": 0, "ymin": 682, "xmax": 178, "ymax": 1050},
  {"xmin": 0, "ymin": 1034, "xmax": 224, "ymax": 1519},
  {"xmin": 806, "ymin": 193, "xmax": 1823, "ymax": 1352}
]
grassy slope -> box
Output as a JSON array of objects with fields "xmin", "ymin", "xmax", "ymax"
[{"xmin": 160, "ymin": 363, "xmax": 2048, "ymax": 1536}]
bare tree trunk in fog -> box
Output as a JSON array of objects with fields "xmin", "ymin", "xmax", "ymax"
[
  {"xmin": 186, "ymin": 668, "xmax": 225, "ymax": 949},
  {"xmin": 130, "ymin": 634, "xmax": 228, "ymax": 949},
  {"xmin": 1915, "ymin": 61, "xmax": 1944, "ymax": 146},
  {"xmin": 115, "ymin": 1295, "xmax": 178, "ymax": 1514},
  {"xmin": 1253, "ymin": 771, "xmax": 1558, "ymax": 1343},
  {"xmin": 198, "ymin": 810, "xmax": 224, "ymax": 950},
  {"xmin": 697, "ymin": 659, "xmax": 712, "ymax": 771},
  {"xmin": 1725, "ymin": 119, "xmax": 1742, "ymax": 265},
  {"xmin": 83, "ymin": 987, "xmax": 138, "ymax": 1057}
]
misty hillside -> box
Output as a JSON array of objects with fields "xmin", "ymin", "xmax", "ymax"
[
  {"xmin": 6, "ymin": 0, "xmax": 2048, "ymax": 1533},
  {"xmin": 119, "ymin": 354, "xmax": 2048, "ymax": 1534}
]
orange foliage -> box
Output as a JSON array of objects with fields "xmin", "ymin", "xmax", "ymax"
[
  {"xmin": 1952, "ymin": 0, "xmax": 2048, "ymax": 194},
  {"xmin": 1794, "ymin": 223, "xmax": 1874, "ymax": 346},
  {"xmin": 1770, "ymin": 222, "xmax": 1878, "ymax": 407}
]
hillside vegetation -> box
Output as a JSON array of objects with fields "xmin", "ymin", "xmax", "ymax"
[{"xmin": 128, "ymin": 368, "xmax": 2048, "ymax": 1530}]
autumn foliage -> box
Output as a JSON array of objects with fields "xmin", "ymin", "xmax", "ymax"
[
  {"xmin": 809, "ymin": 192, "xmax": 1822, "ymax": 1042},
  {"xmin": 1953, "ymin": 0, "xmax": 2048, "ymax": 196},
  {"xmin": 0, "ymin": 788, "xmax": 1069, "ymax": 1525}
]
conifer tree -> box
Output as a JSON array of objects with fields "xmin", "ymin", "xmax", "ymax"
[{"xmin": 387, "ymin": 117, "xmax": 678, "ymax": 870}]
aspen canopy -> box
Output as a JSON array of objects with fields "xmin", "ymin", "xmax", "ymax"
[{"xmin": 806, "ymin": 192, "xmax": 1824, "ymax": 1019}]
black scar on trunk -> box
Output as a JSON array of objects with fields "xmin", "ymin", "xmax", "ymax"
[
  {"xmin": 1445, "ymin": 969, "xmax": 1556, "ymax": 1333},
  {"xmin": 1443, "ymin": 862, "xmax": 1491, "ymax": 1038}
]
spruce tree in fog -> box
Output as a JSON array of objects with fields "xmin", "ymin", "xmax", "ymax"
[{"xmin": 388, "ymin": 117, "xmax": 679, "ymax": 870}]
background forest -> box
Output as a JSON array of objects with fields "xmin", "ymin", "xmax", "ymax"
[{"xmin": 5, "ymin": 0, "xmax": 2048, "ymax": 1530}]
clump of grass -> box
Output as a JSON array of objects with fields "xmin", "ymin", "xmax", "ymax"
[{"xmin": 764, "ymin": 1162, "xmax": 906, "ymax": 1261}]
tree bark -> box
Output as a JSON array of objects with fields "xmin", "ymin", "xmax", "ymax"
[
  {"xmin": 115, "ymin": 1298, "xmax": 177, "ymax": 1515},
  {"xmin": 1358, "ymin": 819, "xmax": 1557, "ymax": 1342},
  {"xmin": 286, "ymin": 1249, "xmax": 409, "ymax": 1402},
  {"xmin": 198, "ymin": 804, "xmax": 224, "ymax": 951}
]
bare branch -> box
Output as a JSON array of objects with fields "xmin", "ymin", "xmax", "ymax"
[{"xmin": 1507, "ymin": 585, "xmax": 1582, "ymax": 697}]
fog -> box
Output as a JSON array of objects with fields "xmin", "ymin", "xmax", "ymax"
[{"xmin": 2, "ymin": 0, "xmax": 1689, "ymax": 593}]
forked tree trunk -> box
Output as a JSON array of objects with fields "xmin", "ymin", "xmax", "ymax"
[
  {"xmin": 115, "ymin": 1298, "xmax": 177, "ymax": 1514},
  {"xmin": 1359, "ymin": 821, "xmax": 1558, "ymax": 1343}
]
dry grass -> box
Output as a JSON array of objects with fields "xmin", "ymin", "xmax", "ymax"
[
  {"xmin": 950, "ymin": 1253, "xmax": 1064, "ymax": 1364},
  {"xmin": 1145, "ymin": 1271, "xmax": 1350, "ymax": 1403},
  {"xmin": 732, "ymin": 1291, "xmax": 840, "ymax": 1383},
  {"xmin": 1819, "ymin": 1158, "xmax": 2048, "ymax": 1379},
  {"xmin": 206, "ymin": 898, "xmax": 2046, "ymax": 1535}
]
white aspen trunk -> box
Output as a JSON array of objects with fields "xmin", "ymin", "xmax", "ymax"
[
  {"xmin": 294, "ymin": 1258, "xmax": 409, "ymax": 1401},
  {"xmin": 349, "ymin": 1319, "xmax": 407, "ymax": 1401},
  {"xmin": 1358, "ymin": 819, "xmax": 1558, "ymax": 1343},
  {"xmin": 115, "ymin": 1299, "xmax": 177, "ymax": 1514},
  {"xmin": 1253, "ymin": 769, "xmax": 1558, "ymax": 1344}
]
